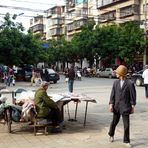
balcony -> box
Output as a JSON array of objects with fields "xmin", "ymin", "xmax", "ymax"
[
  {"xmin": 66, "ymin": 0, "xmax": 75, "ymax": 10},
  {"xmin": 50, "ymin": 28, "xmax": 64, "ymax": 36},
  {"xmin": 67, "ymin": 19, "xmax": 87, "ymax": 32},
  {"xmin": 51, "ymin": 18, "xmax": 64, "ymax": 26},
  {"xmin": 120, "ymin": 4, "xmax": 139, "ymax": 18},
  {"xmin": 74, "ymin": 19, "xmax": 86, "ymax": 30},
  {"xmin": 46, "ymin": 10, "xmax": 52, "ymax": 18},
  {"xmin": 67, "ymin": 23, "xmax": 74, "ymax": 32},
  {"xmin": 97, "ymin": 0, "xmax": 129, "ymax": 9},
  {"xmin": 29, "ymin": 24, "xmax": 44, "ymax": 33},
  {"xmin": 99, "ymin": 11, "xmax": 116, "ymax": 22}
]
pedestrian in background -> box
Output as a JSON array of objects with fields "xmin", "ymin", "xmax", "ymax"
[
  {"xmin": 67, "ymin": 65, "xmax": 75, "ymax": 93},
  {"xmin": 7, "ymin": 67, "xmax": 14, "ymax": 86},
  {"xmin": 31, "ymin": 69, "xmax": 36, "ymax": 86},
  {"xmin": 108, "ymin": 65, "xmax": 136, "ymax": 148},
  {"xmin": 64, "ymin": 68, "xmax": 69, "ymax": 82},
  {"xmin": 142, "ymin": 65, "xmax": 148, "ymax": 99}
]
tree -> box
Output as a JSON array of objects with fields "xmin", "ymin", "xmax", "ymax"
[
  {"xmin": 93, "ymin": 24, "xmax": 120, "ymax": 65},
  {"xmin": 117, "ymin": 21, "xmax": 145, "ymax": 64},
  {"xmin": 92, "ymin": 22, "xmax": 145, "ymax": 66},
  {"xmin": 71, "ymin": 20, "xmax": 96, "ymax": 66},
  {"xmin": 0, "ymin": 13, "xmax": 43, "ymax": 66}
]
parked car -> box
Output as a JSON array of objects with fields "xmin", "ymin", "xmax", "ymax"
[
  {"xmin": 43, "ymin": 68, "xmax": 60, "ymax": 84},
  {"xmin": 131, "ymin": 70, "xmax": 144, "ymax": 86},
  {"xmin": 96, "ymin": 68, "xmax": 116, "ymax": 78},
  {"xmin": 14, "ymin": 67, "xmax": 32, "ymax": 81}
]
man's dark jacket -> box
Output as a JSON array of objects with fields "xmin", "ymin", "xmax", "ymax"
[
  {"xmin": 109, "ymin": 79, "xmax": 136, "ymax": 114},
  {"xmin": 68, "ymin": 68, "xmax": 75, "ymax": 80}
]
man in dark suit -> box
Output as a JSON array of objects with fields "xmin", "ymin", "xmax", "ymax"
[{"xmin": 108, "ymin": 65, "xmax": 136, "ymax": 148}]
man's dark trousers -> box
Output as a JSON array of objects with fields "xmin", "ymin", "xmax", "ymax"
[{"xmin": 108, "ymin": 112, "xmax": 130, "ymax": 143}]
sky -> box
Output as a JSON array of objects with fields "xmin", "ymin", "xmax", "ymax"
[{"xmin": 0, "ymin": 0, "xmax": 65, "ymax": 32}]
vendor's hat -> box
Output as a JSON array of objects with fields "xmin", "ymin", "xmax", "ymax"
[
  {"xmin": 41, "ymin": 81, "xmax": 50, "ymax": 87},
  {"xmin": 115, "ymin": 65, "xmax": 127, "ymax": 76}
]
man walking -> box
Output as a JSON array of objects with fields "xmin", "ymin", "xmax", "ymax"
[
  {"xmin": 67, "ymin": 65, "xmax": 75, "ymax": 93},
  {"xmin": 108, "ymin": 65, "xmax": 136, "ymax": 148}
]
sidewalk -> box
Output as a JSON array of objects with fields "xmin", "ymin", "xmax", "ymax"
[{"xmin": 0, "ymin": 81, "xmax": 148, "ymax": 148}]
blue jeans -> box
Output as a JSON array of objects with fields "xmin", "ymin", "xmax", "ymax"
[
  {"xmin": 68, "ymin": 79, "xmax": 74, "ymax": 93},
  {"xmin": 7, "ymin": 76, "xmax": 12, "ymax": 86}
]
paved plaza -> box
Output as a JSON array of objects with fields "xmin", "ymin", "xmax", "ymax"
[{"xmin": 0, "ymin": 76, "xmax": 148, "ymax": 148}]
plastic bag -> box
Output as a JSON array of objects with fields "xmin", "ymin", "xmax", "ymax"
[
  {"xmin": 65, "ymin": 78, "xmax": 69, "ymax": 82},
  {"xmin": 11, "ymin": 107, "xmax": 21, "ymax": 122}
]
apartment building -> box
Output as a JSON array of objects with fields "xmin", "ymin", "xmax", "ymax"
[
  {"xmin": 46, "ymin": 6, "xmax": 65, "ymax": 40},
  {"xmin": 65, "ymin": 0, "xmax": 97, "ymax": 40},
  {"xmin": 96, "ymin": 0, "xmax": 148, "ymax": 65},
  {"xmin": 29, "ymin": 15, "xmax": 46, "ymax": 40},
  {"xmin": 29, "ymin": 0, "xmax": 147, "ymax": 40},
  {"xmin": 96, "ymin": 0, "xmax": 140, "ymax": 25}
]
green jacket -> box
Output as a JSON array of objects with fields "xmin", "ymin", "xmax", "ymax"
[{"xmin": 34, "ymin": 88, "xmax": 58, "ymax": 117}]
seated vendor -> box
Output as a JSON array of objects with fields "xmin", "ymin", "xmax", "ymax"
[{"xmin": 34, "ymin": 81, "xmax": 63, "ymax": 131}]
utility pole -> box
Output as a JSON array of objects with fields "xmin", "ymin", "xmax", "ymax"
[{"xmin": 144, "ymin": 0, "xmax": 148, "ymax": 66}]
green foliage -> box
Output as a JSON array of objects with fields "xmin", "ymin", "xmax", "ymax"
[
  {"xmin": 0, "ymin": 13, "xmax": 43, "ymax": 66},
  {"xmin": 72, "ymin": 20, "xmax": 96, "ymax": 66},
  {"xmin": 116, "ymin": 22, "xmax": 145, "ymax": 63},
  {"xmin": 0, "ymin": 13, "xmax": 145, "ymax": 67},
  {"xmin": 70, "ymin": 21, "xmax": 145, "ymax": 65}
]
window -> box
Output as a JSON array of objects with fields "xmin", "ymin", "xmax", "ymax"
[
  {"xmin": 101, "ymin": 11, "xmax": 116, "ymax": 21},
  {"xmin": 30, "ymin": 19, "xmax": 33, "ymax": 25},
  {"xmin": 34, "ymin": 16, "xmax": 43, "ymax": 23},
  {"xmin": 50, "ymin": 28, "xmax": 63, "ymax": 35},
  {"xmin": 120, "ymin": 6, "xmax": 133, "ymax": 18},
  {"xmin": 74, "ymin": 20, "xmax": 85, "ymax": 29},
  {"xmin": 67, "ymin": 23, "xmax": 74, "ymax": 31}
]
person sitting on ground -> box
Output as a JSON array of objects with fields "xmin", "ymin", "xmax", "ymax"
[{"xmin": 34, "ymin": 81, "xmax": 63, "ymax": 132}]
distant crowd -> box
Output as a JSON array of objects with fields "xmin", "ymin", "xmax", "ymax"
[{"xmin": 0, "ymin": 65, "xmax": 16, "ymax": 86}]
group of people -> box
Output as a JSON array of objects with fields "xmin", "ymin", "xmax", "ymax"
[
  {"xmin": 10, "ymin": 64, "xmax": 148, "ymax": 146},
  {"xmin": 33, "ymin": 64, "xmax": 137, "ymax": 146},
  {"xmin": 2, "ymin": 66, "xmax": 15, "ymax": 86}
]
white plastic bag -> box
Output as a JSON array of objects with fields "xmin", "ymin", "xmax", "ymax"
[{"xmin": 65, "ymin": 78, "xmax": 69, "ymax": 82}]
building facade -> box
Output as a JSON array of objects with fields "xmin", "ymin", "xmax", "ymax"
[
  {"xmin": 96, "ymin": 0, "xmax": 140, "ymax": 24},
  {"xmin": 46, "ymin": 6, "xmax": 65, "ymax": 40},
  {"xmin": 29, "ymin": 0, "xmax": 148, "ymax": 67},
  {"xmin": 29, "ymin": 15, "xmax": 46, "ymax": 40}
]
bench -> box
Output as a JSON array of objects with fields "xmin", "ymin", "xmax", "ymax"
[{"xmin": 33, "ymin": 117, "xmax": 52, "ymax": 136}]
